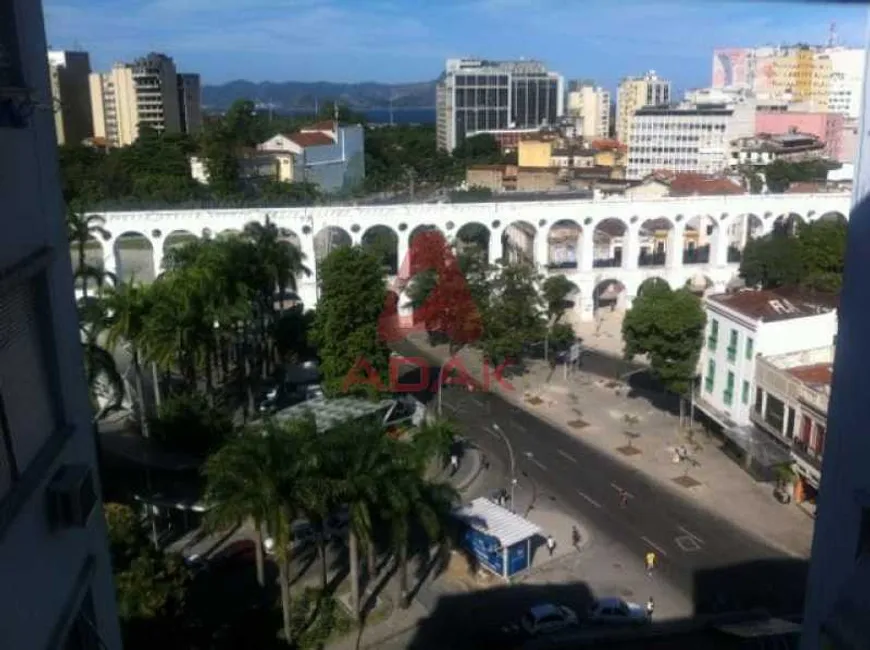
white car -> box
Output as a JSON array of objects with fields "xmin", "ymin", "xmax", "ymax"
[
  {"xmin": 519, "ymin": 603, "xmax": 579, "ymax": 636},
  {"xmin": 587, "ymin": 597, "xmax": 647, "ymax": 625}
]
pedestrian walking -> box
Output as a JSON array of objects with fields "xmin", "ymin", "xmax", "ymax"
[
  {"xmin": 645, "ymin": 551, "xmax": 657, "ymax": 576},
  {"xmin": 571, "ymin": 525, "xmax": 581, "ymax": 548},
  {"xmin": 546, "ymin": 535, "xmax": 556, "ymax": 557},
  {"xmin": 646, "ymin": 597, "xmax": 654, "ymax": 621},
  {"xmin": 481, "ymin": 453, "xmax": 490, "ymax": 471},
  {"xmin": 619, "ymin": 489, "xmax": 629, "ymax": 508},
  {"xmin": 450, "ymin": 453, "xmax": 459, "ymax": 476}
]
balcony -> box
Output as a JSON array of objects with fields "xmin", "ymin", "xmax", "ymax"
[
  {"xmin": 723, "ymin": 390, "xmax": 734, "ymax": 407},
  {"xmin": 638, "ymin": 251, "xmax": 666, "ymax": 267},
  {"xmin": 727, "ymin": 346, "xmax": 737, "ymax": 362},
  {"xmin": 592, "ymin": 257, "xmax": 621, "ymax": 269},
  {"xmin": 707, "ymin": 336, "xmax": 718, "ymax": 351},
  {"xmin": 790, "ymin": 439, "xmax": 822, "ymax": 488},
  {"xmin": 704, "ymin": 376, "xmax": 714, "ymax": 393},
  {"xmin": 683, "ymin": 245, "xmax": 710, "ymax": 265}
]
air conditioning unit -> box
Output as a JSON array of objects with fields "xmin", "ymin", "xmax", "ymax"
[{"xmin": 46, "ymin": 464, "xmax": 98, "ymax": 530}]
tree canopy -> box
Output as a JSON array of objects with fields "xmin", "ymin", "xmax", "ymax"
[
  {"xmin": 764, "ymin": 158, "xmax": 834, "ymax": 193},
  {"xmin": 622, "ymin": 284, "xmax": 706, "ymax": 396}
]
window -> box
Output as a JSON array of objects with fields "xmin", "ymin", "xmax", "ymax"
[
  {"xmin": 742, "ymin": 380, "xmax": 750, "ymax": 404},
  {"xmin": 724, "ymin": 371, "xmax": 735, "ymax": 406},
  {"xmin": 707, "ymin": 319, "xmax": 719, "ymax": 350},
  {"xmin": 764, "ymin": 395, "xmax": 785, "ymax": 432},
  {"xmin": 705, "ymin": 359, "xmax": 715, "ymax": 393},
  {"xmin": 813, "ymin": 424, "xmax": 827, "ymax": 457},
  {"xmin": 745, "ymin": 337, "xmax": 754, "ymax": 360},
  {"xmin": 0, "ymin": 276, "xmax": 60, "ymax": 499},
  {"xmin": 727, "ymin": 329, "xmax": 739, "ymax": 362}
]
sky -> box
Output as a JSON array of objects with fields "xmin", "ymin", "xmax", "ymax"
[{"xmin": 43, "ymin": 0, "xmax": 869, "ymax": 91}]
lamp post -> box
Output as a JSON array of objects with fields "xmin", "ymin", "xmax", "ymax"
[{"xmin": 492, "ymin": 424, "xmax": 518, "ymax": 510}]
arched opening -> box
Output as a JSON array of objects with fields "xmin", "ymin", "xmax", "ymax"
[
  {"xmin": 637, "ymin": 277, "xmax": 670, "ymax": 296},
  {"xmin": 455, "ymin": 222, "xmax": 491, "ymax": 260},
  {"xmin": 277, "ymin": 228, "xmax": 302, "ymax": 251},
  {"xmin": 163, "ymin": 229, "xmax": 198, "ymax": 255},
  {"xmin": 408, "ymin": 224, "xmax": 445, "ymax": 268},
  {"xmin": 682, "ymin": 215, "xmax": 718, "ymax": 265},
  {"xmin": 501, "ymin": 221, "xmax": 536, "ymax": 265},
  {"xmin": 593, "ymin": 278, "xmax": 627, "ymax": 313},
  {"xmin": 727, "ymin": 214, "xmax": 764, "ymax": 263},
  {"xmin": 818, "ymin": 211, "xmax": 847, "ymax": 225},
  {"xmin": 547, "ymin": 220, "xmax": 582, "ymax": 270},
  {"xmin": 113, "ymin": 231, "xmax": 155, "ymax": 284},
  {"xmin": 772, "ymin": 212, "xmax": 804, "ymax": 237},
  {"xmin": 70, "ymin": 235, "xmax": 107, "ymax": 294},
  {"xmin": 592, "ymin": 218, "xmax": 626, "ymax": 268},
  {"xmin": 638, "ymin": 218, "xmax": 673, "ymax": 267},
  {"xmin": 313, "ymin": 226, "xmax": 352, "ymax": 266},
  {"xmin": 362, "ymin": 225, "xmax": 399, "ymax": 275}
]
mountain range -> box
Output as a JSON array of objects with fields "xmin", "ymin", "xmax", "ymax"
[{"xmin": 201, "ymin": 80, "xmax": 438, "ymax": 111}]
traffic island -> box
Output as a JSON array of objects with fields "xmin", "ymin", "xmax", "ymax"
[{"xmin": 672, "ymin": 475, "xmax": 703, "ymax": 489}]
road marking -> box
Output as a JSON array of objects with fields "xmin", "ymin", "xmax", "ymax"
[
  {"xmin": 484, "ymin": 427, "xmax": 501, "ymax": 439},
  {"xmin": 576, "ymin": 490, "xmax": 602, "ymax": 508},
  {"xmin": 675, "ymin": 535, "xmax": 702, "ymax": 552},
  {"xmin": 557, "ymin": 449, "xmax": 577, "ymax": 463},
  {"xmin": 678, "ymin": 526, "xmax": 704, "ymax": 544},
  {"xmin": 610, "ymin": 483, "xmax": 633, "ymax": 498},
  {"xmin": 641, "ymin": 536, "xmax": 668, "ymax": 557},
  {"xmin": 529, "ymin": 457, "xmax": 547, "ymax": 471}
]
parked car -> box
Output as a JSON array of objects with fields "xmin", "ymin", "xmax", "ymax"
[
  {"xmin": 519, "ymin": 603, "xmax": 579, "ymax": 636},
  {"xmin": 586, "ymin": 597, "xmax": 647, "ymax": 625}
]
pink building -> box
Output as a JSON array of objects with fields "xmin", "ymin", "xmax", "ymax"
[{"xmin": 755, "ymin": 111, "xmax": 846, "ymax": 161}]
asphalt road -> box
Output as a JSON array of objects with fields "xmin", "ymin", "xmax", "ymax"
[{"xmin": 393, "ymin": 342, "xmax": 807, "ymax": 649}]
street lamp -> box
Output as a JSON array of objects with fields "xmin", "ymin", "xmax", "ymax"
[{"xmin": 492, "ymin": 423, "xmax": 518, "ymax": 511}]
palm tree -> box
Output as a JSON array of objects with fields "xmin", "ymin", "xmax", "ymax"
[
  {"xmin": 413, "ymin": 417, "xmax": 459, "ymax": 473},
  {"xmin": 78, "ymin": 298, "xmax": 125, "ymax": 421},
  {"xmin": 67, "ymin": 209, "xmax": 109, "ymax": 302},
  {"xmin": 243, "ymin": 215, "xmax": 311, "ymax": 312},
  {"xmin": 103, "ymin": 279, "xmax": 152, "ymax": 436},
  {"xmin": 203, "ymin": 417, "xmax": 320, "ymax": 645}
]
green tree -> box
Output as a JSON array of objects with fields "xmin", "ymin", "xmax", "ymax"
[
  {"xmin": 311, "ymin": 246, "xmax": 391, "ymax": 397},
  {"xmin": 798, "ymin": 219, "xmax": 847, "ymax": 293},
  {"xmin": 542, "ymin": 274, "xmax": 576, "ymax": 323},
  {"xmin": 479, "ymin": 262, "xmax": 545, "ymax": 366},
  {"xmin": 739, "ymin": 233, "xmax": 804, "ymax": 289},
  {"xmin": 622, "ymin": 284, "xmax": 706, "ymax": 417},
  {"xmin": 67, "ymin": 209, "xmax": 109, "ymax": 302},
  {"xmin": 149, "ymin": 391, "xmax": 233, "ymax": 455},
  {"xmin": 453, "ymin": 133, "xmax": 503, "ymax": 163}
]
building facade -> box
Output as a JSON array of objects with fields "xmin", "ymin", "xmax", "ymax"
[
  {"xmin": 694, "ymin": 288, "xmax": 838, "ymax": 475},
  {"xmin": 755, "ymin": 110, "xmax": 845, "ymax": 161},
  {"xmin": 436, "ymin": 58, "xmax": 564, "ymax": 151},
  {"xmin": 616, "ymin": 71, "xmax": 670, "ymax": 144},
  {"xmin": 731, "ymin": 133, "xmax": 826, "ymax": 168},
  {"xmin": 89, "ymin": 52, "xmax": 199, "ymax": 147},
  {"xmin": 566, "ymin": 82, "xmax": 611, "ymax": 139},
  {"xmin": 1, "ymin": 1, "xmax": 122, "ymax": 648},
  {"xmin": 47, "ymin": 50, "xmax": 93, "ymax": 145},
  {"xmin": 626, "ymin": 99, "xmax": 755, "ymax": 180}
]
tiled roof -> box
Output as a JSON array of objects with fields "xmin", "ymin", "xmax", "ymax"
[
  {"xmin": 590, "ymin": 138, "xmax": 627, "ymax": 152},
  {"xmin": 288, "ymin": 131, "xmax": 336, "ymax": 147},
  {"xmin": 707, "ymin": 287, "xmax": 838, "ymax": 323},
  {"xmin": 652, "ymin": 172, "xmax": 745, "ymax": 197},
  {"xmin": 788, "ymin": 363, "xmax": 833, "ymax": 387}
]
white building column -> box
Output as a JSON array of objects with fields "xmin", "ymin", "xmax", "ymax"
[
  {"xmin": 534, "ymin": 233, "xmax": 548, "ymax": 269},
  {"xmin": 667, "ymin": 224, "xmax": 684, "ymax": 270},
  {"xmin": 624, "ymin": 226, "xmax": 641, "ymax": 270},
  {"xmin": 579, "ymin": 230, "xmax": 594, "ymax": 273},
  {"xmin": 152, "ymin": 245, "xmax": 164, "ymax": 278},
  {"xmin": 102, "ymin": 239, "xmax": 118, "ymax": 281},
  {"xmin": 578, "ymin": 280, "xmax": 595, "ymax": 322},
  {"xmin": 488, "ymin": 231, "xmax": 501, "ymax": 266},
  {"xmin": 713, "ymin": 219, "xmax": 731, "ymax": 267}
]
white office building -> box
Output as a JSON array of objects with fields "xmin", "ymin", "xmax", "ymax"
[
  {"xmin": 566, "ymin": 81, "xmax": 611, "ymax": 139},
  {"xmin": 1, "ymin": 1, "xmax": 122, "ymax": 649},
  {"xmin": 626, "ymin": 97, "xmax": 756, "ymax": 180},
  {"xmin": 694, "ymin": 288, "xmax": 838, "ymax": 475}
]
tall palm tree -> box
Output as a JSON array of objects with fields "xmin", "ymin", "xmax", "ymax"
[
  {"xmin": 67, "ymin": 209, "xmax": 109, "ymax": 302},
  {"xmin": 203, "ymin": 417, "xmax": 320, "ymax": 645},
  {"xmin": 413, "ymin": 417, "xmax": 459, "ymax": 473},
  {"xmin": 103, "ymin": 279, "xmax": 152, "ymax": 436},
  {"xmin": 78, "ymin": 298, "xmax": 125, "ymax": 421},
  {"xmin": 243, "ymin": 216, "xmax": 311, "ymax": 315}
]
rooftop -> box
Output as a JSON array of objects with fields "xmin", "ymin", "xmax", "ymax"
[
  {"xmin": 642, "ymin": 171, "xmax": 745, "ymax": 197},
  {"xmin": 764, "ymin": 346, "xmax": 835, "ymax": 399},
  {"xmin": 707, "ymin": 287, "xmax": 838, "ymax": 323},
  {"xmin": 288, "ymin": 131, "xmax": 336, "ymax": 147},
  {"xmin": 274, "ymin": 396, "xmax": 393, "ymax": 432},
  {"xmin": 453, "ymin": 497, "xmax": 541, "ymax": 547}
]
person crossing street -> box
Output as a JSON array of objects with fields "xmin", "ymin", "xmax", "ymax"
[{"xmin": 645, "ymin": 551, "xmax": 657, "ymax": 577}]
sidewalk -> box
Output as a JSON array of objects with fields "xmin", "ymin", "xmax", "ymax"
[{"xmin": 405, "ymin": 331, "xmax": 814, "ymax": 559}]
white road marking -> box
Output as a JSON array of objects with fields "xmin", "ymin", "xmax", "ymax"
[
  {"xmin": 576, "ymin": 490, "xmax": 602, "ymax": 508},
  {"xmin": 610, "ymin": 482, "xmax": 634, "ymax": 498},
  {"xmin": 678, "ymin": 526, "xmax": 704, "ymax": 544},
  {"xmin": 675, "ymin": 535, "xmax": 702, "ymax": 552},
  {"xmin": 557, "ymin": 449, "xmax": 577, "ymax": 463},
  {"xmin": 484, "ymin": 427, "xmax": 501, "ymax": 439},
  {"xmin": 529, "ymin": 457, "xmax": 547, "ymax": 471},
  {"xmin": 641, "ymin": 536, "xmax": 668, "ymax": 557}
]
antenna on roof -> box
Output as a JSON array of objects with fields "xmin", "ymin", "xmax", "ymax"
[
  {"xmin": 828, "ymin": 22, "xmax": 838, "ymax": 48},
  {"xmin": 334, "ymin": 100, "xmax": 339, "ymax": 124}
]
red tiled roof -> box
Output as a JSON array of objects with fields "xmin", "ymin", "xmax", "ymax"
[
  {"xmin": 788, "ymin": 363, "xmax": 833, "ymax": 387},
  {"xmin": 643, "ymin": 171, "xmax": 744, "ymax": 197},
  {"xmin": 590, "ymin": 138, "xmax": 627, "ymax": 153},
  {"xmin": 288, "ymin": 131, "xmax": 336, "ymax": 147},
  {"xmin": 707, "ymin": 287, "xmax": 838, "ymax": 323}
]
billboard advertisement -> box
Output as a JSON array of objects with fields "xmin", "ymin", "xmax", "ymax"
[{"xmin": 713, "ymin": 49, "xmax": 749, "ymax": 88}]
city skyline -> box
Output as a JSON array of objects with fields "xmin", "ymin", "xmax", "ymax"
[{"xmin": 44, "ymin": 0, "xmax": 868, "ymax": 91}]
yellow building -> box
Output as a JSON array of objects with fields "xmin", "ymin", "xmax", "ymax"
[
  {"xmin": 616, "ymin": 71, "xmax": 671, "ymax": 144},
  {"xmin": 517, "ymin": 137, "xmax": 555, "ymax": 168},
  {"xmin": 753, "ymin": 47, "xmax": 831, "ymax": 111}
]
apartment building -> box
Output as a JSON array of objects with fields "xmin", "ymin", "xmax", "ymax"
[
  {"xmin": 712, "ymin": 45, "xmax": 864, "ymax": 117},
  {"xmin": 731, "ymin": 132, "xmax": 826, "ymax": 168},
  {"xmin": 90, "ymin": 52, "xmax": 199, "ymax": 147},
  {"xmin": 615, "ymin": 71, "xmax": 670, "ymax": 144},
  {"xmin": 566, "ymin": 81, "xmax": 611, "ymax": 139},
  {"xmin": 626, "ymin": 98, "xmax": 755, "ymax": 180},
  {"xmin": 436, "ymin": 58, "xmax": 564, "ymax": 151},
  {"xmin": 694, "ymin": 288, "xmax": 837, "ymax": 475},
  {"xmin": 1, "ymin": 1, "xmax": 121, "ymax": 648},
  {"xmin": 755, "ymin": 109, "xmax": 845, "ymax": 161},
  {"xmin": 47, "ymin": 50, "xmax": 93, "ymax": 145}
]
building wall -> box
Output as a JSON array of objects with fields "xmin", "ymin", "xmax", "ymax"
[
  {"xmin": 294, "ymin": 125, "xmax": 365, "ymax": 193},
  {"xmin": 48, "ymin": 51, "xmax": 93, "ymax": 146},
  {"xmin": 828, "ymin": 48, "xmax": 865, "ymax": 119},
  {"xmin": 616, "ymin": 72, "xmax": 671, "ymax": 144},
  {"xmin": 466, "ymin": 167, "xmax": 504, "ymax": 191},
  {"xmin": 755, "ymin": 111, "xmax": 845, "ymax": 160},
  {"xmin": 177, "ymin": 73, "xmax": 202, "ymax": 135},
  {"xmin": 1, "ymin": 1, "xmax": 122, "ymax": 648},
  {"xmin": 515, "ymin": 169, "xmax": 558, "ymax": 192},
  {"xmin": 567, "ymin": 85, "xmax": 610, "ymax": 139},
  {"xmin": 699, "ymin": 302, "xmax": 837, "ymax": 427},
  {"xmin": 517, "ymin": 140, "xmax": 552, "ymax": 167},
  {"xmin": 89, "ymin": 67, "xmax": 138, "ymax": 147}
]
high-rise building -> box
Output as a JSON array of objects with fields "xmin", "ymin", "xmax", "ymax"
[
  {"xmin": 616, "ymin": 71, "xmax": 670, "ymax": 144},
  {"xmin": 47, "ymin": 50, "xmax": 94, "ymax": 145},
  {"xmin": 712, "ymin": 45, "xmax": 864, "ymax": 118},
  {"xmin": 89, "ymin": 52, "xmax": 198, "ymax": 147},
  {"xmin": 177, "ymin": 73, "xmax": 202, "ymax": 135},
  {"xmin": 436, "ymin": 58, "xmax": 564, "ymax": 152},
  {"xmin": 1, "ymin": 1, "xmax": 121, "ymax": 648},
  {"xmin": 566, "ymin": 81, "xmax": 611, "ymax": 139}
]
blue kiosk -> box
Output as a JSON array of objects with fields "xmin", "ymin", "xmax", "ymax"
[{"xmin": 454, "ymin": 497, "xmax": 542, "ymax": 580}]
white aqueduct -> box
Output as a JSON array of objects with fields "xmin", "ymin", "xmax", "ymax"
[{"xmin": 78, "ymin": 193, "xmax": 850, "ymax": 324}]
